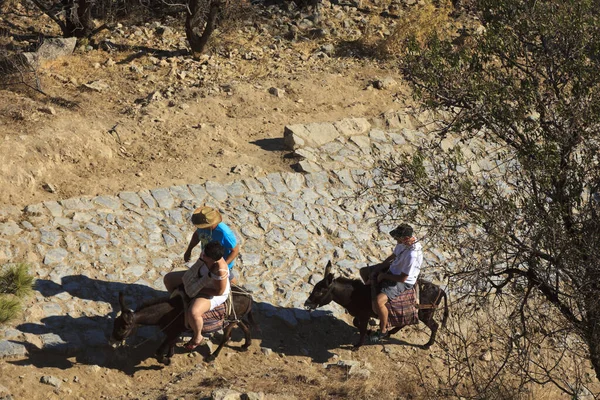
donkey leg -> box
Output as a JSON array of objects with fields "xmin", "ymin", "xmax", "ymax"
[
  {"xmin": 157, "ymin": 336, "xmax": 178, "ymax": 365},
  {"xmin": 420, "ymin": 310, "xmax": 439, "ymax": 350},
  {"xmin": 238, "ymin": 320, "xmax": 252, "ymax": 350},
  {"xmin": 354, "ymin": 317, "xmax": 369, "ymax": 349},
  {"xmin": 206, "ymin": 323, "xmax": 235, "ymax": 362}
]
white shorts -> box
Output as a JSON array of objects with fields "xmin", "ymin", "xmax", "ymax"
[{"xmin": 208, "ymin": 291, "xmax": 229, "ymax": 310}]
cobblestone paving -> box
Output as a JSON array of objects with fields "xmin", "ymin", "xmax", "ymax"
[{"xmin": 0, "ymin": 118, "xmax": 446, "ymax": 358}]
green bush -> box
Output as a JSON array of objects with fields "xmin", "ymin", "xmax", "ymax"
[
  {"xmin": 0, "ymin": 263, "xmax": 34, "ymax": 324},
  {"xmin": 0, "ymin": 263, "xmax": 34, "ymax": 297},
  {"xmin": 0, "ymin": 297, "xmax": 20, "ymax": 324}
]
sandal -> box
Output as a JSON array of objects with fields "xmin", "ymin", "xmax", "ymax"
[
  {"xmin": 369, "ymin": 331, "xmax": 389, "ymax": 344},
  {"xmin": 184, "ymin": 339, "xmax": 204, "ymax": 350}
]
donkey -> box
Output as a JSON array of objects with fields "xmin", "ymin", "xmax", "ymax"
[
  {"xmin": 110, "ymin": 287, "xmax": 254, "ymax": 365},
  {"xmin": 304, "ymin": 261, "xmax": 448, "ymax": 349}
]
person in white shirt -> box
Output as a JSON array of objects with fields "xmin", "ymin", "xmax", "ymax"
[{"xmin": 359, "ymin": 224, "xmax": 423, "ymax": 342}]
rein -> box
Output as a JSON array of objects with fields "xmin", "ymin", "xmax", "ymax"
[
  {"xmin": 131, "ymin": 309, "xmax": 184, "ymax": 349},
  {"xmin": 226, "ymin": 286, "xmax": 252, "ymax": 323}
]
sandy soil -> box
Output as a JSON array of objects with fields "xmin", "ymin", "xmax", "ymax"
[{"xmin": 0, "ymin": 30, "xmax": 409, "ymax": 209}]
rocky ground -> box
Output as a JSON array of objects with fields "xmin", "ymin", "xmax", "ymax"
[
  {"xmin": 0, "ymin": 1, "xmax": 583, "ymax": 399},
  {"xmin": 0, "ymin": 0, "xmax": 427, "ymax": 209}
]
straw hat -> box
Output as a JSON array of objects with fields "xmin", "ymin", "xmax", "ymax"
[{"xmin": 191, "ymin": 206, "xmax": 222, "ymax": 228}]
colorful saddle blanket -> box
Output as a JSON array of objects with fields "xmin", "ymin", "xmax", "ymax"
[
  {"xmin": 201, "ymin": 303, "xmax": 227, "ymax": 334},
  {"xmin": 385, "ymin": 287, "xmax": 418, "ymax": 330}
]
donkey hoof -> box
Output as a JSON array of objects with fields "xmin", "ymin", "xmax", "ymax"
[
  {"xmin": 240, "ymin": 345, "xmax": 250, "ymax": 352},
  {"xmin": 205, "ymin": 355, "xmax": 216, "ymax": 363},
  {"xmin": 157, "ymin": 356, "xmax": 171, "ymax": 366}
]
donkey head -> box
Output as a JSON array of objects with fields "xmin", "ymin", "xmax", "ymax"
[
  {"xmin": 109, "ymin": 292, "xmax": 136, "ymax": 346},
  {"xmin": 304, "ymin": 260, "xmax": 336, "ymax": 310}
]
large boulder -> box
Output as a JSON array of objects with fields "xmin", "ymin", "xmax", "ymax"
[
  {"xmin": 284, "ymin": 122, "xmax": 340, "ymax": 150},
  {"xmin": 21, "ymin": 37, "xmax": 78, "ymax": 69}
]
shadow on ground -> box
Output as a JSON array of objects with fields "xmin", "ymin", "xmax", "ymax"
[
  {"xmin": 8, "ymin": 276, "xmax": 414, "ymax": 374},
  {"xmin": 250, "ymin": 138, "xmax": 286, "ymax": 152}
]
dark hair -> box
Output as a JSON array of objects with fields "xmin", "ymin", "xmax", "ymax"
[
  {"xmin": 204, "ymin": 241, "xmax": 225, "ymax": 260},
  {"xmin": 390, "ymin": 224, "xmax": 414, "ymax": 238}
]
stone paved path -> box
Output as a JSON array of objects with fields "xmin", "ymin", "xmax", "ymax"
[{"xmin": 0, "ymin": 114, "xmax": 446, "ymax": 358}]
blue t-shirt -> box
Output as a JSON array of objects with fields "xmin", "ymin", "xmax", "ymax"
[{"xmin": 195, "ymin": 222, "xmax": 238, "ymax": 269}]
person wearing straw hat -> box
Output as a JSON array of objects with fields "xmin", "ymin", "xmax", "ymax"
[
  {"xmin": 183, "ymin": 206, "xmax": 240, "ymax": 285},
  {"xmin": 359, "ymin": 223, "xmax": 423, "ymax": 343}
]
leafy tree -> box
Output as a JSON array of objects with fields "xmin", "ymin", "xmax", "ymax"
[{"xmin": 373, "ymin": 0, "xmax": 600, "ymax": 394}]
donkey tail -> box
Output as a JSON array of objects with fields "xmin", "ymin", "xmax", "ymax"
[{"xmin": 440, "ymin": 289, "xmax": 449, "ymax": 329}]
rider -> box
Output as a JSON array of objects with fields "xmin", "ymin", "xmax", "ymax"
[
  {"xmin": 163, "ymin": 240, "xmax": 231, "ymax": 350},
  {"xmin": 359, "ymin": 223, "xmax": 423, "ymax": 342},
  {"xmin": 183, "ymin": 206, "xmax": 241, "ymax": 285}
]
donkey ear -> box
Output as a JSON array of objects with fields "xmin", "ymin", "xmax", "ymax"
[
  {"xmin": 325, "ymin": 273, "xmax": 334, "ymax": 285},
  {"xmin": 324, "ymin": 260, "xmax": 332, "ymax": 277},
  {"xmin": 119, "ymin": 292, "xmax": 127, "ymax": 311}
]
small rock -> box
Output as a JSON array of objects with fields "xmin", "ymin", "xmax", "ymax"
[
  {"xmin": 40, "ymin": 376, "xmax": 61, "ymax": 388},
  {"xmin": 42, "ymin": 183, "xmax": 57, "ymax": 193},
  {"xmin": 81, "ymin": 80, "xmax": 109, "ymax": 92},
  {"xmin": 212, "ymin": 388, "xmax": 242, "ymax": 400},
  {"xmin": 260, "ymin": 347, "xmax": 273, "ymax": 356},
  {"xmin": 268, "ymin": 87, "xmax": 285, "ymax": 98},
  {"xmin": 38, "ymin": 106, "xmax": 56, "ymax": 115},
  {"xmin": 373, "ymin": 77, "xmax": 398, "ymax": 90},
  {"xmin": 479, "ymin": 350, "xmax": 492, "ymax": 362}
]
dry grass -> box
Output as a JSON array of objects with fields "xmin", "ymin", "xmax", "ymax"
[{"xmin": 378, "ymin": 0, "xmax": 456, "ymax": 58}]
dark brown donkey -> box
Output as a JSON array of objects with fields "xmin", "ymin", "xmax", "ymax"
[
  {"xmin": 110, "ymin": 287, "xmax": 254, "ymax": 365},
  {"xmin": 304, "ymin": 261, "xmax": 448, "ymax": 349}
]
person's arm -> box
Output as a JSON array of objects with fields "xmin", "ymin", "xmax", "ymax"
[
  {"xmin": 184, "ymin": 231, "xmax": 200, "ymax": 262},
  {"xmin": 199, "ymin": 260, "xmax": 228, "ymax": 296},
  {"xmin": 363, "ymin": 255, "xmax": 395, "ymax": 284},
  {"xmin": 378, "ymin": 271, "xmax": 409, "ymax": 283},
  {"xmin": 381, "ymin": 253, "xmax": 395, "ymax": 267},
  {"xmin": 225, "ymin": 243, "xmax": 240, "ymax": 265},
  {"xmin": 379, "ymin": 248, "xmax": 419, "ymax": 283}
]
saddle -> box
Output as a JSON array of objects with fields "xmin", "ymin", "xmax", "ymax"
[
  {"xmin": 171, "ymin": 287, "xmax": 233, "ymax": 334},
  {"xmin": 385, "ymin": 285, "xmax": 419, "ymax": 330}
]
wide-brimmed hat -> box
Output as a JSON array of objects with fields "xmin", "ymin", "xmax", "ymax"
[{"xmin": 191, "ymin": 206, "xmax": 222, "ymax": 228}]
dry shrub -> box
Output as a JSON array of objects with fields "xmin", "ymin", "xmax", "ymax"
[{"xmin": 378, "ymin": 0, "xmax": 455, "ymax": 58}]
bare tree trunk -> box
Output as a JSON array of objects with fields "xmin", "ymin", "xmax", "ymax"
[
  {"xmin": 62, "ymin": 0, "xmax": 95, "ymax": 38},
  {"xmin": 186, "ymin": 0, "xmax": 220, "ymax": 57},
  {"xmin": 586, "ymin": 301, "xmax": 600, "ymax": 381}
]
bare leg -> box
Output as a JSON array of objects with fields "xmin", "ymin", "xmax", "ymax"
[
  {"xmin": 187, "ymin": 297, "xmax": 211, "ymax": 348},
  {"xmin": 375, "ymin": 293, "xmax": 389, "ymax": 334},
  {"xmin": 163, "ymin": 270, "xmax": 186, "ymax": 292}
]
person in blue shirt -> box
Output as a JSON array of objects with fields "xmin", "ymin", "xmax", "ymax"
[{"xmin": 184, "ymin": 206, "xmax": 240, "ymax": 285}]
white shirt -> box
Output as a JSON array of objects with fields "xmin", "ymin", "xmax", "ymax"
[{"xmin": 388, "ymin": 241, "xmax": 423, "ymax": 285}]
